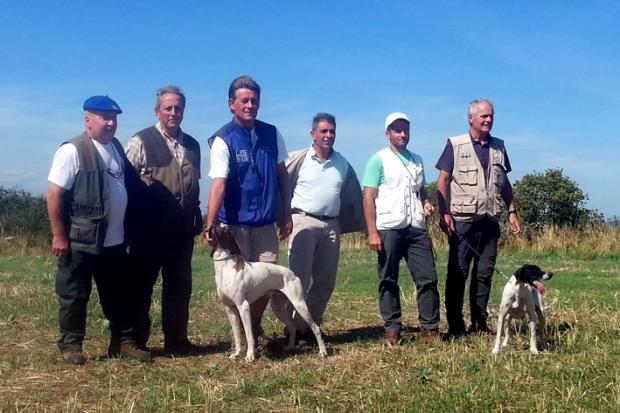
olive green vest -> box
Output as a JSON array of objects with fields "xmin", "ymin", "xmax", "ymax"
[
  {"xmin": 65, "ymin": 134, "xmax": 112, "ymax": 254},
  {"xmin": 134, "ymin": 126, "xmax": 202, "ymax": 236},
  {"xmin": 449, "ymin": 134, "xmax": 508, "ymax": 222}
]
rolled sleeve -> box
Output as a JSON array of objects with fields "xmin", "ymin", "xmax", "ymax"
[{"xmin": 125, "ymin": 136, "xmax": 147, "ymax": 173}]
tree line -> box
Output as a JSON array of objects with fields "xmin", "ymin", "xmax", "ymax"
[{"xmin": 0, "ymin": 168, "xmax": 610, "ymax": 240}]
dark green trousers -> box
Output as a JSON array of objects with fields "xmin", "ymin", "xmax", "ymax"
[{"xmin": 55, "ymin": 244, "xmax": 134, "ymax": 351}]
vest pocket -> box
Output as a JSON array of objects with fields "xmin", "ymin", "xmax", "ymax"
[
  {"xmin": 457, "ymin": 167, "xmax": 478, "ymax": 185},
  {"xmin": 69, "ymin": 217, "xmax": 103, "ymax": 245},
  {"xmin": 451, "ymin": 198, "xmax": 478, "ymax": 214},
  {"xmin": 493, "ymin": 164, "xmax": 506, "ymax": 188}
]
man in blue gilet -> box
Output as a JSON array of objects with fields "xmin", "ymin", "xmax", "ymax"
[{"xmin": 205, "ymin": 75, "xmax": 293, "ymax": 339}]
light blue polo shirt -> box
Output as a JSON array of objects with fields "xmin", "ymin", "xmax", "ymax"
[{"xmin": 291, "ymin": 146, "xmax": 349, "ymax": 217}]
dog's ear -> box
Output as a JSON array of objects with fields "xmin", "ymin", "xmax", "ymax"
[
  {"xmin": 229, "ymin": 234, "xmax": 242, "ymax": 256},
  {"xmin": 514, "ymin": 266, "xmax": 524, "ymax": 281}
]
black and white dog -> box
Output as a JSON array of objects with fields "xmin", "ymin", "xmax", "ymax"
[{"xmin": 492, "ymin": 264, "xmax": 554, "ymax": 354}]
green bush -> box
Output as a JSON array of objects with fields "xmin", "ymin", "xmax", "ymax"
[
  {"xmin": 513, "ymin": 168, "xmax": 603, "ymax": 233},
  {"xmin": 0, "ymin": 187, "xmax": 49, "ymax": 237}
]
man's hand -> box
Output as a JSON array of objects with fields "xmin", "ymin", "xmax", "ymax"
[
  {"xmin": 439, "ymin": 213, "xmax": 455, "ymax": 236},
  {"xmin": 278, "ymin": 214, "xmax": 293, "ymax": 240},
  {"xmin": 509, "ymin": 212, "xmax": 521, "ymax": 234},
  {"xmin": 367, "ymin": 230, "xmax": 382, "ymax": 252},
  {"xmin": 424, "ymin": 201, "xmax": 435, "ymax": 217},
  {"xmin": 52, "ymin": 234, "xmax": 69, "ymax": 258},
  {"xmin": 203, "ymin": 227, "xmax": 216, "ymax": 246}
]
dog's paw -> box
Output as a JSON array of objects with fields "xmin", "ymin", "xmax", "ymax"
[
  {"xmin": 245, "ymin": 353, "xmax": 256, "ymax": 363},
  {"xmin": 491, "ymin": 348, "xmax": 500, "ymax": 354}
]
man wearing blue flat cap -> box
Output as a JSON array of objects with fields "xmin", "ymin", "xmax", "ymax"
[{"xmin": 46, "ymin": 95, "xmax": 151, "ymax": 365}]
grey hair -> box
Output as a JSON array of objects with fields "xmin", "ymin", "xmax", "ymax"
[
  {"xmin": 155, "ymin": 85, "xmax": 186, "ymax": 109},
  {"xmin": 312, "ymin": 113, "xmax": 336, "ymax": 130},
  {"xmin": 468, "ymin": 98, "xmax": 494, "ymax": 116},
  {"xmin": 228, "ymin": 76, "xmax": 261, "ymax": 100}
]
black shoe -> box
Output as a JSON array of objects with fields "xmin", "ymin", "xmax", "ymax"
[
  {"xmin": 107, "ymin": 337, "xmax": 121, "ymax": 358},
  {"xmin": 469, "ymin": 325, "xmax": 496, "ymax": 336},
  {"xmin": 444, "ymin": 328, "xmax": 467, "ymax": 341},
  {"xmin": 164, "ymin": 340, "xmax": 198, "ymax": 355}
]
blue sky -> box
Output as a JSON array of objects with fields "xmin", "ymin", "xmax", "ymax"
[{"xmin": 1, "ymin": 1, "xmax": 618, "ymax": 217}]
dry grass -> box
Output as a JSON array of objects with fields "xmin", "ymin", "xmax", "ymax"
[{"xmin": 0, "ymin": 245, "xmax": 618, "ymax": 412}]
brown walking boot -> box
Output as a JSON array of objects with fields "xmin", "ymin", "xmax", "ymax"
[
  {"xmin": 119, "ymin": 342, "xmax": 152, "ymax": 362},
  {"xmin": 418, "ymin": 330, "xmax": 441, "ymax": 344},
  {"xmin": 62, "ymin": 349, "xmax": 86, "ymax": 365},
  {"xmin": 384, "ymin": 329, "xmax": 401, "ymax": 346}
]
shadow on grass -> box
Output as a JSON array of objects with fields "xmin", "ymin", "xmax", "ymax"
[
  {"xmin": 144, "ymin": 341, "xmax": 232, "ymax": 359},
  {"xmin": 501, "ymin": 320, "xmax": 574, "ymax": 352}
]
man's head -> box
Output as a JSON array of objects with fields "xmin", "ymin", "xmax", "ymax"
[
  {"xmin": 228, "ymin": 75, "xmax": 261, "ymax": 128},
  {"xmin": 310, "ymin": 113, "xmax": 336, "ymax": 154},
  {"xmin": 83, "ymin": 95, "xmax": 122, "ymax": 144},
  {"xmin": 385, "ymin": 112, "xmax": 410, "ymax": 152},
  {"xmin": 155, "ymin": 85, "xmax": 185, "ymax": 137},
  {"xmin": 468, "ymin": 98, "xmax": 494, "ymax": 140}
]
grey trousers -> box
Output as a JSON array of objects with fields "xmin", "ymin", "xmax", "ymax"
[
  {"xmin": 288, "ymin": 213, "xmax": 340, "ymax": 331},
  {"xmin": 377, "ymin": 226, "xmax": 440, "ymax": 332}
]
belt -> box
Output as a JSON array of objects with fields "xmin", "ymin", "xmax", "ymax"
[{"xmin": 292, "ymin": 208, "xmax": 337, "ymax": 221}]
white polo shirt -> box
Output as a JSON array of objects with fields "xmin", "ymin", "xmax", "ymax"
[{"xmin": 290, "ymin": 146, "xmax": 348, "ymax": 217}]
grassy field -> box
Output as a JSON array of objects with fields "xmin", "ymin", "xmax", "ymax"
[{"xmin": 0, "ymin": 242, "xmax": 618, "ymax": 412}]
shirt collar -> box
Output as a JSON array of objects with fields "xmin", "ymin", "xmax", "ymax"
[
  {"xmin": 156, "ymin": 121, "xmax": 184, "ymax": 143},
  {"xmin": 308, "ymin": 144, "xmax": 334, "ymax": 163},
  {"xmin": 469, "ymin": 134, "xmax": 490, "ymax": 147}
]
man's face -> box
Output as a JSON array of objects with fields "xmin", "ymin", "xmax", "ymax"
[
  {"xmin": 156, "ymin": 93, "xmax": 184, "ymax": 134},
  {"xmin": 85, "ymin": 111, "xmax": 117, "ymax": 143},
  {"xmin": 386, "ymin": 119, "xmax": 410, "ymax": 151},
  {"xmin": 229, "ymin": 88, "xmax": 260, "ymax": 127},
  {"xmin": 311, "ymin": 120, "xmax": 336, "ymax": 153},
  {"xmin": 468, "ymin": 102, "xmax": 494, "ymax": 137}
]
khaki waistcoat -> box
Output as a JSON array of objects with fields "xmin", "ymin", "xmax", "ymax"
[{"xmin": 449, "ymin": 134, "xmax": 507, "ymax": 222}]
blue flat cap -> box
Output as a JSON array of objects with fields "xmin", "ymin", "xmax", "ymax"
[{"xmin": 83, "ymin": 95, "xmax": 123, "ymax": 114}]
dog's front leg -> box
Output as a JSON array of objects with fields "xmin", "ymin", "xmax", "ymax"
[
  {"xmin": 502, "ymin": 313, "xmax": 512, "ymax": 349},
  {"xmin": 224, "ymin": 305, "xmax": 244, "ymax": 359},
  {"xmin": 492, "ymin": 311, "xmax": 506, "ymax": 354},
  {"xmin": 526, "ymin": 299, "xmax": 539, "ymax": 354},
  {"xmin": 535, "ymin": 302, "xmax": 546, "ymax": 351},
  {"xmin": 238, "ymin": 300, "xmax": 256, "ymax": 362}
]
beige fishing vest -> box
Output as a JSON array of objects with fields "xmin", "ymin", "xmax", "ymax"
[{"xmin": 449, "ymin": 134, "xmax": 508, "ymax": 222}]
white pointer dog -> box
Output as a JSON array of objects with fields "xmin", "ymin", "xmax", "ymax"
[
  {"xmin": 209, "ymin": 224, "xmax": 327, "ymax": 362},
  {"xmin": 492, "ymin": 264, "xmax": 554, "ymax": 354}
]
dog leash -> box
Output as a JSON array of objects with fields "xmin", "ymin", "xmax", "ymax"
[
  {"xmin": 425, "ymin": 216, "xmax": 437, "ymax": 261},
  {"xmin": 452, "ymin": 230, "xmax": 510, "ymax": 280}
]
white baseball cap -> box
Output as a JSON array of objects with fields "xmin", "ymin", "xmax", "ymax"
[{"xmin": 385, "ymin": 112, "xmax": 410, "ymax": 130}]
